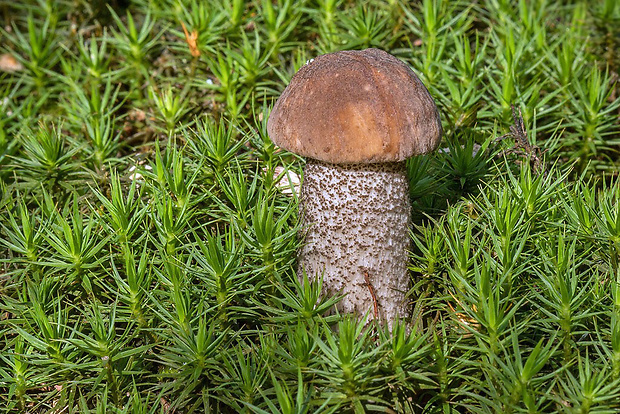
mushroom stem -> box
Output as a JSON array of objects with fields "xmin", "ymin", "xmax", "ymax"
[{"xmin": 298, "ymin": 159, "xmax": 411, "ymax": 324}]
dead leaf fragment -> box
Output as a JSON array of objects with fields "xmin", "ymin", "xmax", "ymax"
[
  {"xmin": 0, "ymin": 54, "xmax": 23, "ymax": 73},
  {"xmin": 128, "ymin": 108, "xmax": 146, "ymax": 122},
  {"xmin": 269, "ymin": 166, "xmax": 300, "ymax": 197},
  {"xmin": 180, "ymin": 21, "xmax": 200, "ymax": 58}
]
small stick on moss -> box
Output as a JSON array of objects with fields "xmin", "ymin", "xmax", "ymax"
[{"xmin": 495, "ymin": 105, "xmax": 546, "ymax": 174}]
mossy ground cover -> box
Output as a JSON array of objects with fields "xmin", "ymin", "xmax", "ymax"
[{"xmin": 1, "ymin": 0, "xmax": 620, "ymax": 412}]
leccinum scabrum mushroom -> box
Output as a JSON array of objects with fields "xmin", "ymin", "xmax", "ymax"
[{"xmin": 267, "ymin": 48, "xmax": 442, "ymax": 324}]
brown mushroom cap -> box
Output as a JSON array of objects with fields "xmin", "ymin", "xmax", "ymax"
[{"xmin": 267, "ymin": 48, "xmax": 442, "ymax": 164}]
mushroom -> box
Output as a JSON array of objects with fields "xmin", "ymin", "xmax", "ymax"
[{"xmin": 267, "ymin": 48, "xmax": 442, "ymax": 324}]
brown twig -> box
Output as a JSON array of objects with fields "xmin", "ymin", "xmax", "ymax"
[{"xmin": 364, "ymin": 270, "xmax": 379, "ymax": 320}]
